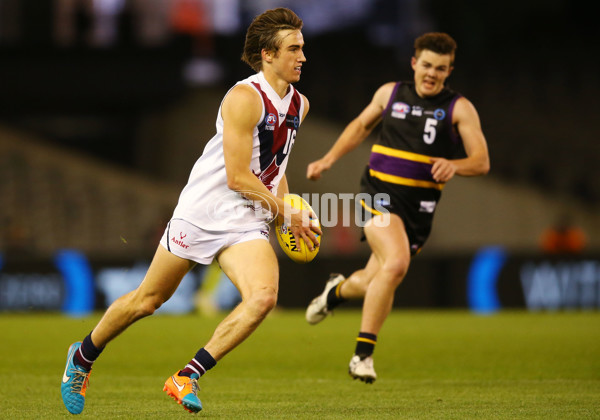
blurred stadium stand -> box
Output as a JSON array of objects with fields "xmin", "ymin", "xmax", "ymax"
[
  {"xmin": 0, "ymin": 125, "xmax": 178, "ymax": 260},
  {"xmin": 0, "ymin": 0, "xmax": 598, "ymax": 259}
]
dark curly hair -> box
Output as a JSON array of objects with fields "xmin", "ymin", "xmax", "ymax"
[{"xmin": 414, "ymin": 32, "xmax": 457, "ymax": 65}]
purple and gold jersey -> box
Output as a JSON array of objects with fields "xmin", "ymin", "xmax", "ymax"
[{"xmin": 360, "ymin": 82, "xmax": 463, "ymax": 254}]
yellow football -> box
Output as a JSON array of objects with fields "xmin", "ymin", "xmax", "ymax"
[{"xmin": 275, "ymin": 194, "xmax": 321, "ymax": 264}]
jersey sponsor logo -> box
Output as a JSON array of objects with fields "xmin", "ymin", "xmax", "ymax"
[
  {"xmin": 171, "ymin": 233, "xmax": 190, "ymax": 249},
  {"xmin": 419, "ymin": 200, "xmax": 437, "ymax": 213},
  {"xmin": 286, "ymin": 115, "xmax": 299, "ymax": 129},
  {"xmin": 391, "ymin": 102, "xmax": 410, "ymax": 119},
  {"xmin": 433, "ymin": 108, "xmax": 446, "ymax": 120}
]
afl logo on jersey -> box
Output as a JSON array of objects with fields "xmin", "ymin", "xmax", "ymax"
[
  {"xmin": 391, "ymin": 102, "xmax": 410, "ymax": 119},
  {"xmin": 265, "ymin": 113, "xmax": 277, "ymax": 130},
  {"xmin": 433, "ymin": 108, "xmax": 446, "ymax": 121},
  {"xmin": 265, "ymin": 113, "xmax": 277, "ymax": 125}
]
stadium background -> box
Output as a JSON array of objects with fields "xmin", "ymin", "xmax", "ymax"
[{"xmin": 0, "ymin": 0, "xmax": 598, "ymax": 314}]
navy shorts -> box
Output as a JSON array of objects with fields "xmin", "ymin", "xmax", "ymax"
[{"xmin": 358, "ymin": 166, "xmax": 441, "ymax": 255}]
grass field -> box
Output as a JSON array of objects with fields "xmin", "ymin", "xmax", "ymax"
[{"xmin": 1, "ymin": 309, "xmax": 599, "ymax": 419}]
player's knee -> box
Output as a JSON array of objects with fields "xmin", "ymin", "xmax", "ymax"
[
  {"xmin": 131, "ymin": 293, "xmax": 165, "ymax": 318},
  {"xmin": 247, "ymin": 288, "xmax": 277, "ymax": 319},
  {"xmin": 381, "ymin": 259, "xmax": 409, "ymax": 286},
  {"xmin": 140, "ymin": 299, "xmax": 161, "ymax": 317},
  {"xmin": 348, "ymin": 270, "xmax": 370, "ymax": 295}
]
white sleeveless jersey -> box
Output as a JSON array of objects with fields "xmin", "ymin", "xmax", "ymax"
[{"xmin": 172, "ymin": 72, "xmax": 305, "ymax": 232}]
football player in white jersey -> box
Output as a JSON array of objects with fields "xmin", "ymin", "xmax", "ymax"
[{"xmin": 61, "ymin": 8, "xmax": 319, "ymax": 415}]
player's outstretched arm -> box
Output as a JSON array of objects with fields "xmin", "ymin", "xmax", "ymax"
[{"xmin": 306, "ymin": 82, "xmax": 395, "ymax": 180}]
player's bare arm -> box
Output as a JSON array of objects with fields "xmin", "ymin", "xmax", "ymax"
[
  {"xmin": 222, "ymin": 84, "xmax": 268, "ymax": 195},
  {"xmin": 278, "ymin": 174, "xmax": 290, "ymax": 198},
  {"xmin": 430, "ymin": 97, "xmax": 490, "ymax": 182},
  {"xmin": 300, "ymin": 94, "xmax": 310, "ymax": 122},
  {"xmin": 306, "ymin": 82, "xmax": 394, "ymax": 180}
]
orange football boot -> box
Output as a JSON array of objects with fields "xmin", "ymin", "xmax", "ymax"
[{"xmin": 163, "ymin": 371, "xmax": 202, "ymax": 413}]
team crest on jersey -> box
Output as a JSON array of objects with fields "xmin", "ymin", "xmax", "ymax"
[{"xmin": 391, "ymin": 102, "xmax": 410, "ymax": 119}]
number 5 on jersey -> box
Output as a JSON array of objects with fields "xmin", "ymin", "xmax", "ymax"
[{"xmin": 423, "ymin": 118, "xmax": 437, "ymax": 144}]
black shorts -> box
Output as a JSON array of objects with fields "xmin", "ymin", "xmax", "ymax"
[{"xmin": 358, "ymin": 166, "xmax": 441, "ymax": 255}]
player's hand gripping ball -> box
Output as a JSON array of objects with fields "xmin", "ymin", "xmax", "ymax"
[{"xmin": 275, "ymin": 194, "xmax": 321, "ymax": 264}]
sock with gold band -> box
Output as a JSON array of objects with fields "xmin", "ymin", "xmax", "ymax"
[
  {"xmin": 325, "ymin": 279, "xmax": 347, "ymax": 309},
  {"xmin": 355, "ymin": 332, "xmax": 377, "ymax": 359}
]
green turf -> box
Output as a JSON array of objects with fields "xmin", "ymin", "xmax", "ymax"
[{"xmin": 1, "ymin": 309, "xmax": 599, "ymax": 419}]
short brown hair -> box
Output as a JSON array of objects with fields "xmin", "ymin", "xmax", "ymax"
[
  {"xmin": 241, "ymin": 8, "xmax": 303, "ymax": 72},
  {"xmin": 414, "ymin": 32, "xmax": 457, "ymax": 65}
]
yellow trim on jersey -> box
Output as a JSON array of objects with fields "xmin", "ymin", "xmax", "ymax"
[
  {"xmin": 372, "ymin": 144, "xmax": 432, "ymax": 164},
  {"xmin": 369, "ymin": 169, "xmax": 445, "ymax": 190},
  {"xmin": 360, "ymin": 199, "xmax": 383, "ymax": 216},
  {"xmin": 356, "ymin": 337, "xmax": 377, "ymax": 345}
]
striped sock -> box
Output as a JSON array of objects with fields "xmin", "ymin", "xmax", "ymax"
[
  {"xmin": 180, "ymin": 348, "xmax": 217, "ymax": 377},
  {"xmin": 74, "ymin": 332, "xmax": 103, "ymax": 371},
  {"xmin": 355, "ymin": 332, "xmax": 377, "ymax": 359},
  {"xmin": 326, "ymin": 279, "xmax": 347, "ymax": 309}
]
